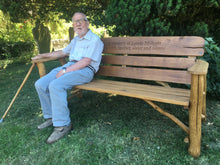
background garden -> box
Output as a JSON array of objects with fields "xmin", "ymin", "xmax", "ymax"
[{"xmin": 0, "ymin": 0, "xmax": 220, "ymax": 164}]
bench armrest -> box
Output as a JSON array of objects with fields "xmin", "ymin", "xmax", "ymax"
[
  {"xmin": 188, "ymin": 59, "xmax": 209, "ymax": 75},
  {"xmin": 32, "ymin": 51, "xmax": 68, "ymax": 77}
]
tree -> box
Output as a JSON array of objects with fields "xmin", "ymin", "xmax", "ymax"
[
  {"xmin": 0, "ymin": 0, "xmax": 108, "ymax": 54},
  {"xmin": 0, "ymin": 0, "xmax": 108, "ymax": 25},
  {"xmin": 102, "ymin": 0, "xmax": 220, "ymax": 43},
  {"xmin": 54, "ymin": 0, "xmax": 109, "ymax": 22}
]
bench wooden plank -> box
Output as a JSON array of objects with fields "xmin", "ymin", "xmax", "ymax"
[
  {"xmin": 102, "ymin": 37, "xmax": 205, "ymax": 56},
  {"xmin": 76, "ymin": 79, "xmax": 190, "ymax": 106},
  {"xmin": 89, "ymin": 79, "xmax": 190, "ymax": 96},
  {"xmin": 102, "ymin": 56, "xmax": 196, "ymax": 69},
  {"xmin": 97, "ymin": 66, "xmax": 191, "ymax": 84}
]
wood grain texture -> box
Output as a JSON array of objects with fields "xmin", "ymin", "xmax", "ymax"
[
  {"xmin": 188, "ymin": 59, "xmax": 209, "ymax": 75},
  {"xmin": 76, "ymin": 79, "xmax": 190, "ymax": 106},
  {"xmin": 102, "ymin": 37, "xmax": 205, "ymax": 56},
  {"xmin": 102, "ymin": 55, "xmax": 196, "ymax": 69},
  {"xmin": 97, "ymin": 65, "xmax": 191, "ymax": 84}
]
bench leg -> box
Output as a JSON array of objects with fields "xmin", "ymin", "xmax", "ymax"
[
  {"xmin": 188, "ymin": 74, "xmax": 205, "ymax": 157},
  {"xmin": 202, "ymin": 76, "xmax": 207, "ymax": 121},
  {"xmin": 59, "ymin": 57, "xmax": 67, "ymax": 66},
  {"xmin": 36, "ymin": 62, "xmax": 46, "ymax": 77}
]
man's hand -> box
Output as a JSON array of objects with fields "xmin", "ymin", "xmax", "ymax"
[
  {"xmin": 31, "ymin": 55, "xmax": 42, "ymax": 61},
  {"xmin": 56, "ymin": 70, "xmax": 64, "ymax": 78},
  {"xmin": 55, "ymin": 57, "xmax": 92, "ymax": 78}
]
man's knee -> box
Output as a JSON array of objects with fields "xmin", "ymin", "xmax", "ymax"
[
  {"xmin": 48, "ymin": 80, "xmax": 59, "ymax": 92},
  {"xmin": 35, "ymin": 78, "xmax": 48, "ymax": 91},
  {"xmin": 48, "ymin": 80, "xmax": 66, "ymax": 93},
  {"xmin": 35, "ymin": 79, "xmax": 42, "ymax": 90}
]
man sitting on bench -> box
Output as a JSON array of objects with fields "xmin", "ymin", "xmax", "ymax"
[{"xmin": 32, "ymin": 12, "xmax": 104, "ymax": 144}]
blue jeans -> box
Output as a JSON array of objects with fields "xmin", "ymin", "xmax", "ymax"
[{"xmin": 35, "ymin": 62, "xmax": 94, "ymax": 127}]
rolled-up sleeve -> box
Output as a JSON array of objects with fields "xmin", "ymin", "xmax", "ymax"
[{"xmin": 62, "ymin": 39, "xmax": 76, "ymax": 54}]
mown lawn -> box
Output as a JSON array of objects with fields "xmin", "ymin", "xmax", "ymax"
[{"xmin": 0, "ymin": 61, "xmax": 219, "ymax": 165}]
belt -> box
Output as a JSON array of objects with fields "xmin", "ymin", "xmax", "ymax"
[
  {"xmin": 71, "ymin": 60, "xmax": 96, "ymax": 74},
  {"xmin": 87, "ymin": 65, "xmax": 96, "ymax": 74}
]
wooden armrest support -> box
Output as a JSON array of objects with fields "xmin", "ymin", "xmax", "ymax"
[
  {"xmin": 188, "ymin": 59, "xmax": 209, "ymax": 75},
  {"xmin": 31, "ymin": 52, "xmax": 68, "ymax": 77}
]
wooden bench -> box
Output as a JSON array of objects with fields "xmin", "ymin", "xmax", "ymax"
[{"xmin": 32, "ymin": 36, "xmax": 209, "ymax": 157}]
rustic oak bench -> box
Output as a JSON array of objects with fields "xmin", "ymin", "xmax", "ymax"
[{"xmin": 32, "ymin": 36, "xmax": 208, "ymax": 157}]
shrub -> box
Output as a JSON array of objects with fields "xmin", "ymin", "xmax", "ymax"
[
  {"xmin": 202, "ymin": 38, "xmax": 220, "ymax": 97},
  {"xmin": 0, "ymin": 39, "xmax": 35, "ymax": 61}
]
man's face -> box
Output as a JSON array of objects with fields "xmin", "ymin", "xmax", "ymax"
[{"xmin": 72, "ymin": 14, "xmax": 89, "ymax": 38}]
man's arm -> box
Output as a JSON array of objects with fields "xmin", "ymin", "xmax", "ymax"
[
  {"xmin": 31, "ymin": 50, "xmax": 68, "ymax": 61},
  {"xmin": 56, "ymin": 57, "xmax": 92, "ymax": 78}
]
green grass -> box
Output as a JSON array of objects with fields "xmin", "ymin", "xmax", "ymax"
[{"xmin": 0, "ymin": 61, "xmax": 220, "ymax": 165}]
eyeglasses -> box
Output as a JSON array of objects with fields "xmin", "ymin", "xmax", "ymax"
[{"xmin": 72, "ymin": 18, "xmax": 87, "ymax": 25}]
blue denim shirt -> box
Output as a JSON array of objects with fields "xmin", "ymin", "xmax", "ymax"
[{"xmin": 62, "ymin": 30, "xmax": 104, "ymax": 72}]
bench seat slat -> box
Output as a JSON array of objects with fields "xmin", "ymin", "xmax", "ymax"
[
  {"xmin": 102, "ymin": 56, "xmax": 196, "ymax": 69},
  {"xmin": 98, "ymin": 66, "xmax": 191, "ymax": 84},
  {"xmin": 76, "ymin": 79, "xmax": 190, "ymax": 106},
  {"xmin": 88, "ymin": 79, "xmax": 191, "ymax": 96}
]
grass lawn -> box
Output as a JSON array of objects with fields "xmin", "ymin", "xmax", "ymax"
[{"xmin": 0, "ymin": 61, "xmax": 220, "ymax": 165}]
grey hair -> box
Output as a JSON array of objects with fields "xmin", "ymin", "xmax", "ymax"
[{"xmin": 72, "ymin": 12, "xmax": 88, "ymax": 21}]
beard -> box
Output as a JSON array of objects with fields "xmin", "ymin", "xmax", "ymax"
[{"xmin": 74, "ymin": 27, "xmax": 89, "ymax": 38}]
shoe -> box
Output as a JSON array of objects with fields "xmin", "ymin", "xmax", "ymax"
[
  {"xmin": 37, "ymin": 118, "xmax": 53, "ymax": 130},
  {"xmin": 46, "ymin": 124, "xmax": 72, "ymax": 144}
]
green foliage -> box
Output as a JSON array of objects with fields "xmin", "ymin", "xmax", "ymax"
[
  {"xmin": 0, "ymin": 39, "xmax": 35, "ymax": 61},
  {"xmin": 48, "ymin": 15, "xmax": 71, "ymax": 40},
  {"xmin": 1, "ymin": 22, "xmax": 34, "ymax": 42},
  {"xmin": 0, "ymin": 0, "xmax": 108, "ymax": 25},
  {"xmin": 103, "ymin": 0, "xmax": 182, "ymax": 36},
  {"xmin": 0, "ymin": 0, "xmax": 31, "ymax": 23},
  {"xmin": 145, "ymin": 18, "xmax": 174, "ymax": 36},
  {"xmin": 0, "ymin": 0, "xmax": 108, "ymax": 54},
  {"xmin": 102, "ymin": 0, "xmax": 220, "ymax": 40},
  {"xmin": 54, "ymin": 0, "xmax": 109, "ymax": 23},
  {"xmin": 0, "ymin": 11, "xmax": 34, "ymax": 42},
  {"xmin": 184, "ymin": 22, "xmax": 209, "ymax": 37},
  {"xmin": 202, "ymin": 38, "xmax": 220, "ymax": 97}
]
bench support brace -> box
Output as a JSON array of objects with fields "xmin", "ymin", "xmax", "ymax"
[
  {"xmin": 143, "ymin": 99, "xmax": 189, "ymax": 134},
  {"xmin": 68, "ymin": 89, "xmax": 83, "ymax": 100}
]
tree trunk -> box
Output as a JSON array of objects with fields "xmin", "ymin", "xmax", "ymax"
[
  {"xmin": 32, "ymin": 23, "xmax": 51, "ymax": 54},
  {"xmin": 32, "ymin": 22, "xmax": 51, "ymax": 77}
]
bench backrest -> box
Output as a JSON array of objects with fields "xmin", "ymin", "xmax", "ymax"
[{"xmin": 97, "ymin": 37, "xmax": 205, "ymax": 85}]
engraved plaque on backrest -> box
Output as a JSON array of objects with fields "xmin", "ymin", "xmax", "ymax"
[{"xmin": 101, "ymin": 37, "xmax": 204, "ymax": 56}]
